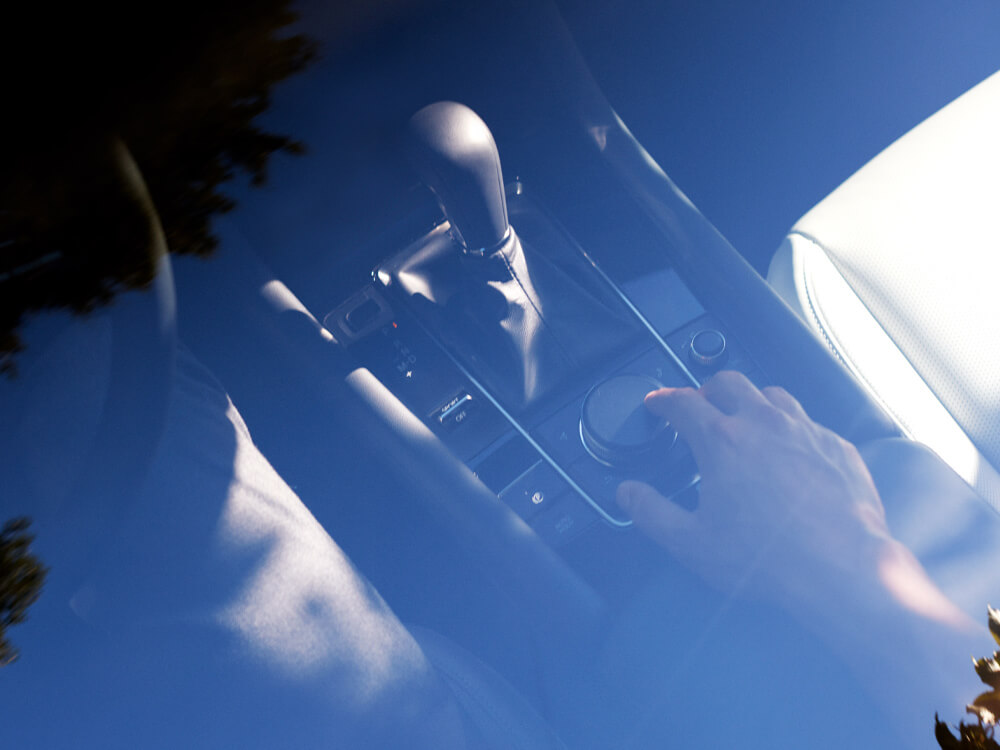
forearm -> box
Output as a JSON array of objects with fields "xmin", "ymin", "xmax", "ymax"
[{"xmin": 790, "ymin": 535, "xmax": 984, "ymax": 746}]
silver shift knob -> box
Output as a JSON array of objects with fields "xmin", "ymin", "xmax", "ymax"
[{"xmin": 408, "ymin": 101, "xmax": 511, "ymax": 255}]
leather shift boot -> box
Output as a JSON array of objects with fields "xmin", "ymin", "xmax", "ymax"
[{"xmin": 391, "ymin": 224, "xmax": 641, "ymax": 412}]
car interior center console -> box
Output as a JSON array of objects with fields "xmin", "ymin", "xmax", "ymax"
[
  {"xmin": 324, "ymin": 101, "xmax": 768, "ymax": 550},
  {"xmin": 167, "ymin": 8, "xmax": 1000, "ymax": 746}
]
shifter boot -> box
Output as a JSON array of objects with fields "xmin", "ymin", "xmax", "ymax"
[{"xmin": 390, "ymin": 220, "xmax": 641, "ymax": 412}]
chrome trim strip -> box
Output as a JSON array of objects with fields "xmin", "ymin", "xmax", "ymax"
[
  {"xmin": 434, "ymin": 348, "xmax": 634, "ymax": 528},
  {"xmin": 374, "ymin": 264, "xmax": 631, "ymax": 526},
  {"xmin": 437, "ymin": 393, "xmax": 474, "ymax": 424},
  {"xmin": 578, "ymin": 417, "xmax": 678, "ymax": 470},
  {"xmin": 689, "ymin": 329, "xmax": 727, "ymax": 366},
  {"xmin": 373, "ymin": 199, "xmax": 709, "ymax": 529},
  {"xmin": 462, "ymin": 226, "xmax": 513, "ymax": 257},
  {"xmin": 579, "ymin": 418, "xmax": 616, "ymax": 468},
  {"xmin": 583, "ymin": 257, "xmax": 702, "ymax": 388},
  {"xmin": 497, "ymin": 459, "xmax": 544, "ymax": 497}
]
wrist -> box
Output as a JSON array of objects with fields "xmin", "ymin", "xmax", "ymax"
[{"xmin": 876, "ymin": 537, "xmax": 975, "ymax": 632}]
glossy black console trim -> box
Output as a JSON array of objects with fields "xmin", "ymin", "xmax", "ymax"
[
  {"xmin": 373, "ymin": 192, "xmax": 711, "ymax": 529},
  {"xmin": 583, "ymin": 252, "xmax": 700, "ymax": 389},
  {"xmin": 377, "ymin": 281, "xmax": 634, "ymax": 528}
]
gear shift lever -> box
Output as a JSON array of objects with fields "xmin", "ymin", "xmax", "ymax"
[
  {"xmin": 391, "ymin": 102, "xmax": 640, "ymax": 411},
  {"xmin": 408, "ymin": 102, "xmax": 511, "ymax": 255}
]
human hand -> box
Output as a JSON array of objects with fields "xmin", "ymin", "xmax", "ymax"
[
  {"xmin": 616, "ymin": 370, "xmax": 978, "ymax": 745},
  {"xmin": 615, "ymin": 370, "xmax": 893, "ymax": 610}
]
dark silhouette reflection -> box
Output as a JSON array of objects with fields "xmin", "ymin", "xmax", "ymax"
[
  {"xmin": 0, "ymin": 6, "xmax": 481, "ymax": 743},
  {"xmin": 0, "ymin": 0, "xmax": 317, "ymax": 374},
  {"xmin": 0, "ymin": 518, "xmax": 47, "ymax": 666}
]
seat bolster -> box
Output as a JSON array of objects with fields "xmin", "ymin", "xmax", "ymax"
[
  {"xmin": 769, "ymin": 232, "xmax": 1000, "ymax": 510},
  {"xmin": 769, "ymin": 70, "xmax": 1000, "ymax": 510}
]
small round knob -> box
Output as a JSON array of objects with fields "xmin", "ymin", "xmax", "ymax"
[
  {"xmin": 689, "ymin": 329, "xmax": 727, "ymax": 367},
  {"xmin": 580, "ymin": 374, "xmax": 675, "ymax": 469}
]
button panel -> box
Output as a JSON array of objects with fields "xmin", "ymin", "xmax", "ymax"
[
  {"xmin": 530, "ymin": 495, "xmax": 598, "ymax": 547},
  {"xmin": 333, "ymin": 280, "xmax": 762, "ymax": 548},
  {"xmin": 499, "ymin": 460, "xmax": 569, "ymax": 521},
  {"xmin": 521, "ymin": 345, "xmax": 702, "ymax": 527}
]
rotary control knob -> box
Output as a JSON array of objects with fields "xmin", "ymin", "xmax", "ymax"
[
  {"xmin": 688, "ymin": 329, "xmax": 727, "ymax": 367},
  {"xmin": 580, "ymin": 374, "xmax": 676, "ymax": 469}
]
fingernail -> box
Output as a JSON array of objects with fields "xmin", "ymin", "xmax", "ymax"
[{"xmin": 644, "ymin": 388, "xmax": 674, "ymax": 404}]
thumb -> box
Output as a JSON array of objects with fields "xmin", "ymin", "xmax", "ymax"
[{"xmin": 617, "ymin": 480, "xmax": 696, "ymax": 549}]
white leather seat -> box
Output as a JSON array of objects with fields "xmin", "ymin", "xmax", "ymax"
[{"xmin": 768, "ymin": 71, "xmax": 1000, "ymax": 509}]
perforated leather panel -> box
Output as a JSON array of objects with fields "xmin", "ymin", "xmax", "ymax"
[{"xmin": 769, "ymin": 71, "xmax": 1000, "ymax": 505}]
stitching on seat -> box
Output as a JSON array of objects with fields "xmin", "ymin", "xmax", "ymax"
[
  {"xmin": 796, "ymin": 237, "xmax": 848, "ymax": 371},
  {"xmin": 794, "ymin": 233, "xmax": 914, "ymax": 437}
]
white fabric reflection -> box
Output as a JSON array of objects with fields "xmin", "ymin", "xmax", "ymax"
[
  {"xmin": 215, "ymin": 397, "xmax": 423, "ymax": 698},
  {"xmin": 1, "ymin": 346, "xmax": 465, "ymax": 748},
  {"xmin": 769, "ymin": 71, "xmax": 1000, "ymax": 508},
  {"xmin": 770, "ymin": 233, "xmax": 1000, "ymax": 509}
]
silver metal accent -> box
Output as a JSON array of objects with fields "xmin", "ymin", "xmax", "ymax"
[
  {"xmin": 374, "ymin": 189, "xmax": 709, "ymax": 530},
  {"xmin": 437, "ymin": 393, "xmax": 474, "ymax": 425},
  {"xmin": 498, "ymin": 459, "xmax": 544, "ymax": 496},
  {"xmin": 578, "ymin": 417, "xmax": 677, "ymax": 470},
  {"xmin": 577, "ymin": 417, "xmax": 695, "ymax": 505},
  {"xmin": 579, "ymin": 418, "xmax": 616, "ymax": 468},
  {"xmin": 689, "ymin": 329, "xmax": 727, "ymax": 366},
  {"xmin": 371, "ymin": 256, "xmax": 629, "ymax": 524},
  {"xmin": 461, "ymin": 226, "xmax": 513, "ymax": 257},
  {"xmin": 582, "ymin": 257, "xmax": 702, "ymax": 388},
  {"xmin": 432, "ymin": 345, "xmax": 634, "ymax": 527}
]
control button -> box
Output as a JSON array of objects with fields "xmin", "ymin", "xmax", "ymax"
[
  {"xmin": 580, "ymin": 374, "xmax": 676, "ymax": 469},
  {"xmin": 433, "ymin": 392, "xmax": 477, "ymax": 431},
  {"xmin": 688, "ymin": 329, "xmax": 727, "ymax": 367},
  {"xmin": 533, "ymin": 398, "xmax": 588, "ymax": 466},
  {"xmin": 530, "ymin": 496, "xmax": 597, "ymax": 547},
  {"xmin": 324, "ymin": 286, "xmax": 392, "ymax": 343},
  {"xmin": 666, "ymin": 316, "xmax": 755, "ymax": 375},
  {"xmin": 499, "ymin": 460, "xmax": 569, "ymax": 521}
]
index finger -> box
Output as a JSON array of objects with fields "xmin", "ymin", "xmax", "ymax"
[
  {"xmin": 644, "ymin": 386, "xmax": 721, "ymax": 462},
  {"xmin": 698, "ymin": 370, "xmax": 771, "ymax": 416}
]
